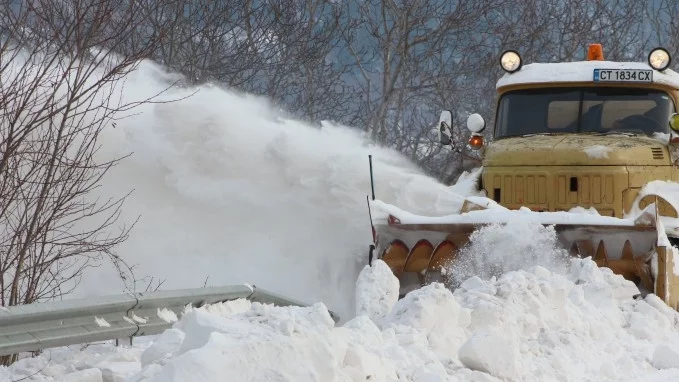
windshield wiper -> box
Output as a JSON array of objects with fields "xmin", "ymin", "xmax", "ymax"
[
  {"xmin": 596, "ymin": 131, "xmax": 641, "ymax": 136},
  {"xmin": 521, "ymin": 132, "xmax": 561, "ymax": 137}
]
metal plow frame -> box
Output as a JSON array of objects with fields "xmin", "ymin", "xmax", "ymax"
[{"xmin": 372, "ymin": 204, "xmax": 679, "ymax": 310}]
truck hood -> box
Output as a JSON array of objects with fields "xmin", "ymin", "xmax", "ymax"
[{"xmin": 483, "ymin": 134, "xmax": 670, "ymax": 166}]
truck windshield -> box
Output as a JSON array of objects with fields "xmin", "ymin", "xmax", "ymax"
[{"xmin": 494, "ymin": 87, "xmax": 675, "ymax": 138}]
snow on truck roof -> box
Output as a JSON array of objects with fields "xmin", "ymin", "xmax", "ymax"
[{"xmin": 496, "ymin": 60, "xmax": 679, "ymax": 90}]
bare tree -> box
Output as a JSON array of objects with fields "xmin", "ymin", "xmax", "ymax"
[
  {"xmin": 252, "ymin": 0, "xmax": 359, "ymax": 123},
  {"xmin": 129, "ymin": 0, "xmax": 358, "ymax": 124},
  {"xmin": 103, "ymin": 0, "xmax": 661, "ymax": 185},
  {"xmin": 645, "ymin": 0, "xmax": 679, "ymax": 66},
  {"xmin": 335, "ymin": 0, "xmax": 505, "ymax": 181},
  {"xmin": 0, "ymin": 0, "xmax": 177, "ymax": 364}
]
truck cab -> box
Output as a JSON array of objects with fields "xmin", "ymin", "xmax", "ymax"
[{"xmin": 439, "ymin": 45, "xmax": 679, "ymax": 226}]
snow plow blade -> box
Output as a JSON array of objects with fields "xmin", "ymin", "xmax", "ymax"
[{"xmin": 370, "ymin": 198, "xmax": 679, "ymax": 310}]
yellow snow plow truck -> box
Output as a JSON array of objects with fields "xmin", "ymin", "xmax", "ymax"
[{"xmin": 369, "ymin": 44, "xmax": 679, "ymax": 310}]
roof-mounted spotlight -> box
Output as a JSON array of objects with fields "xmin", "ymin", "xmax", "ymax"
[
  {"xmin": 500, "ymin": 50, "xmax": 522, "ymax": 73},
  {"xmin": 648, "ymin": 47, "xmax": 671, "ymax": 71}
]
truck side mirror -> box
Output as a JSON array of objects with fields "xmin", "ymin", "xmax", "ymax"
[
  {"xmin": 467, "ymin": 113, "xmax": 486, "ymax": 133},
  {"xmin": 438, "ymin": 110, "xmax": 453, "ymax": 145}
]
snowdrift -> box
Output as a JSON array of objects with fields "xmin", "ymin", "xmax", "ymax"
[{"xmin": 4, "ymin": 253, "xmax": 679, "ymax": 381}]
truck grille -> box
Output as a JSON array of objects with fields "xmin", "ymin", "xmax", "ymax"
[{"xmin": 488, "ymin": 170, "xmax": 621, "ymax": 216}]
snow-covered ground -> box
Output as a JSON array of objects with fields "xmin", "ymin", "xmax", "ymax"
[
  {"xmin": 3, "ymin": 58, "xmax": 679, "ymax": 381},
  {"xmin": 3, "ymin": 253, "xmax": 679, "ymax": 381}
]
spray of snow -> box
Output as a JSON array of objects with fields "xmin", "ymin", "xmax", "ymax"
[
  {"xmin": 41, "ymin": 58, "xmax": 467, "ymax": 321},
  {"xmin": 448, "ymin": 167, "xmax": 485, "ymax": 198},
  {"xmin": 446, "ymin": 220, "xmax": 572, "ymax": 288}
]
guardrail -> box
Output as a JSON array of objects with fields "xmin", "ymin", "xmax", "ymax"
[{"xmin": 0, "ymin": 284, "xmax": 338, "ymax": 357}]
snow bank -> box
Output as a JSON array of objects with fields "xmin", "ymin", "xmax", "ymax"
[
  {"xmin": 354, "ymin": 260, "xmax": 399, "ymax": 322},
  {"xmin": 370, "ymin": 197, "xmax": 639, "ymax": 226},
  {"xmin": 130, "ymin": 256, "xmax": 678, "ymax": 381},
  {"xmin": 7, "ymin": 252, "xmax": 679, "ymax": 382}
]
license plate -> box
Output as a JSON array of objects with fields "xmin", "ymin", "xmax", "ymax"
[{"xmin": 593, "ymin": 68, "xmax": 653, "ymax": 82}]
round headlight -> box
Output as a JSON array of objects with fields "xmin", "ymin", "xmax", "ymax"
[
  {"xmin": 648, "ymin": 47, "xmax": 671, "ymax": 71},
  {"xmin": 500, "ymin": 50, "xmax": 522, "ymax": 73}
]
